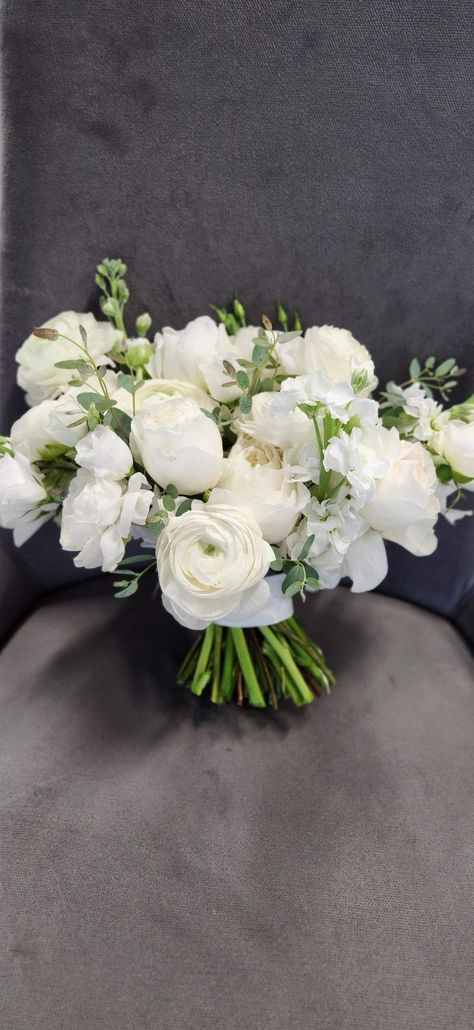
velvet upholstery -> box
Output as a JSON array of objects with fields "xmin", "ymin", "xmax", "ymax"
[{"xmin": 0, "ymin": 581, "xmax": 472, "ymax": 1029}]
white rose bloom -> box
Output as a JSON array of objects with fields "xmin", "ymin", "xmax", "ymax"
[
  {"xmin": 16, "ymin": 312, "xmax": 119, "ymax": 405},
  {"xmin": 431, "ymin": 419, "xmax": 474, "ymax": 481},
  {"xmin": 0, "ymin": 452, "xmax": 53, "ymax": 545},
  {"xmin": 276, "ymin": 325, "xmax": 377, "ymax": 394},
  {"xmin": 361, "ymin": 427, "xmax": 440, "ymax": 555},
  {"xmin": 60, "ymin": 469, "xmax": 153, "ymax": 572},
  {"xmin": 149, "ymin": 316, "xmax": 229, "ymax": 392},
  {"xmin": 10, "ymin": 400, "xmax": 59, "ymax": 461},
  {"xmin": 112, "ymin": 377, "xmax": 213, "ymax": 417},
  {"xmin": 75, "ymin": 425, "xmax": 133, "ymax": 480},
  {"xmin": 210, "ymin": 435, "xmax": 310, "ymax": 543},
  {"xmin": 130, "ymin": 396, "xmax": 223, "ymax": 494},
  {"xmin": 235, "ymin": 391, "xmax": 313, "ymax": 448},
  {"xmin": 156, "ymin": 501, "xmax": 274, "ymax": 630}
]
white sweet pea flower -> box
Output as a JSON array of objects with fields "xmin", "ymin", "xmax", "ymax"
[
  {"xmin": 234, "ymin": 391, "xmax": 313, "ymax": 448},
  {"xmin": 60, "ymin": 469, "xmax": 153, "ymax": 571},
  {"xmin": 130, "ymin": 396, "xmax": 223, "ymax": 494},
  {"xmin": 361, "ymin": 427, "xmax": 440, "ymax": 555},
  {"xmin": 156, "ymin": 501, "xmax": 274, "ymax": 630},
  {"xmin": 16, "ymin": 312, "xmax": 119, "ymax": 404},
  {"xmin": 210, "ymin": 435, "xmax": 310, "ymax": 543},
  {"xmin": 276, "ymin": 324, "xmax": 377, "ymax": 394},
  {"xmin": 431, "ymin": 419, "xmax": 474, "ymax": 482},
  {"xmin": 75, "ymin": 425, "xmax": 133, "ymax": 480},
  {"xmin": 277, "ymin": 372, "xmax": 355, "ymax": 423},
  {"xmin": 149, "ymin": 316, "xmax": 229, "ymax": 392},
  {"xmin": 0, "ymin": 452, "xmax": 53, "ymax": 545}
]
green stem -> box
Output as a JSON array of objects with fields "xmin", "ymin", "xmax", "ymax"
[
  {"xmin": 230, "ymin": 628, "xmax": 266, "ymax": 707},
  {"xmin": 220, "ymin": 630, "xmax": 236, "ymax": 703},
  {"xmin": 191, "ymin": 625, "xmax": 215, "ymax": 695},
  {"xmin": 211, "ymin": 625, "xmax": 223, "ymax": 704},
  {"xmin": 260, "ymin": 626, "xmax": 314, "ymax": 705}
]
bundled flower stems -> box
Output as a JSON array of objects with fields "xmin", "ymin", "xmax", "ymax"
[{"xmin": 1, "ymin": 259, "xmax": 472, "ymax": 708}]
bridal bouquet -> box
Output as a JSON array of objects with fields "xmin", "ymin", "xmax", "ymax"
[{"xmin": 1, "ymin": 259, "xmax": 473, "ymax": 707}]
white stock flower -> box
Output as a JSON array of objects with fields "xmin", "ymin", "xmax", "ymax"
[
  {"xmin": 210, "ymin": 435, "xmax": 310, "ymax": 543},
  {"xmin": 60, "ymin": 469, "xmax": 153, "ymax": 572},
  {"xmin": 234, "ymin": 391, "xmax": 313, "ymax": 448},
  {"xmin": 0, "ymin": 452, "xmax": 52, "ymax": 546},
  {"xmin": 361, "ymin": 427, "xmax": 440, "ymax": 555},
  {"xmin": 75, "ymin": 425, "xmax": 133, "ymax": 480},
  {"xmin": 156, "ymin": 501, "xmax": 274, "ymax": 630},
  {"xmin": 283, "ymin": 440, "xmax": 321, "ymax": 484},
  {"xmin": 431, "ymin": 419, "xmax": 474, "ymax": 481},
  {"xmin": 323, "ymin": 426, "xmax": 389, "ymax": 504},
  {"xmin": 389, "ymin": 382, "xmax": 442, "ymax": 441},
  {"xmin": 276, "ymin": 372, "xmax": 355, "ymax": 422},
  {"xmin": 276, "ymin": 324, "xmax": 377, "ymax": 394},
  {"xmin": 286, "ymin": 497, "xmax": 388, "ymax": 592},
  {"xmin": 130, "ymin": 396, "xmax": 223, "ymax": 494},
  {"xmin": 16, "ymin": 312, "xmax": 118, "ymax": 404}
]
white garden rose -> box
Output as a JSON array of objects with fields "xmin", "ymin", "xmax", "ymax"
[
  {"xmin": 60, "ymin": 469, "xmax": 153, "ymax": 571},
  {"xmin": 361, "ymin": 427, "xmax": 440, "ymax": 555},
  {"xmin": 431, "ymin": 419, "xmax": 474, "ymax": 481},
  {"xmin": 0, "ymin": 452, "xmax": 52, "ymax": 545},
  {"xmin": 211, "ymin": 435, "xmax": 309, "ymax": 543},
  {"xmin": 9, "ymin": 386, "xmax": 94, "ymax": 460},
  {"xmin": 130, "ymin": 396, "xmax": 223, "ymax": 494},
  {"xmin": 74, "ymin": 425, "xmax": 133, "ymax": 480},
  {"xmin": 16, "ymin": 312, "xmax": 119, "ymax": 404},
  {"xmin": 149, "ymin": 316, "xmax": 229, "ymax": 392},
  {"xmin": 234, "ymin": 391, "xmax": 313, "ymax": 448},
  {"xmin": 276, "ymin": 324, "xmax": 377, "ymax": 394},
  {"xmin": 199, "ymin": 324, "xmax": 260, "ymax": 401},
  {"xmin": 156, "ymin": 501, "xmax": 274, "ymax": 630},
  {"xmin": 112, "ymin": 377, "xmax": 213, "ymax": 418}
]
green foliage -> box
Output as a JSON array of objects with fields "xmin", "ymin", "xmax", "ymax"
[{"xmin": 96, "ymin": 257, "xmax": 129, "ymax": 335}]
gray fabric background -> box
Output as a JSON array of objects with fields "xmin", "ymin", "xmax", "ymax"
[
  {"xmin": 1, "ymin": 0, "xmax": 473, "ymax": 637},
  {"xmin": 0, "ymin": 582, "xmax": 472, "ymax": 1029}
]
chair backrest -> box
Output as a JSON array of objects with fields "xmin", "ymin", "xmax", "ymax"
[{"xmin": 1, "ymin": 1, "xmax": 473, "ymax": 641}]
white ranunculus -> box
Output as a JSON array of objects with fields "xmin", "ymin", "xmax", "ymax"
[
  {"xmin": 149, "ymin": 316, "xmax": 229, "ymax": 392},
  {"xmin": 16, "ymin": 312, "xmax": 119, "ymax": 405},
  {"xmin": 361, "ymin": 427, "xmax": 440, "ymax": 555},
  {"xmin": 60, "ymin": 469, "xmax": 153, "ymax": 571},
  {"xmin": 431, "ymin": 419, "xmax": 474, "ymax": 481},
  {"xmin": 112, "ymin": 377, "xmax": 213, "ymax": 418},
  {"xmin": 0, "ymin": 452, "xmax": 52, "ymax": 545},
  {"xmin": 156, "ymin": 501, "xmax": 274, "ymax": 630},
  {"xmin": 130, "ymin": 396, "xmax": 223, "ymax": 494},
  {"xmin": 234, "ymin": 391, "xmax": 313, "ymax": 448},
  {"xmin": 211, "ymin": 435, "xmax": 309, "ymax": 543},
  {"xmin": 276, "ymin": 324, "xmax": 377, "ymax": 394},
  {"xmin": 75, "ymin": 425, "xmax": 133, "ymax": 480}
]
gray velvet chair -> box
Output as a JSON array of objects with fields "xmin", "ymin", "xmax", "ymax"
[{"xmin": 1, "ymin": 3, "xmax": 473, "ymax": 1027}]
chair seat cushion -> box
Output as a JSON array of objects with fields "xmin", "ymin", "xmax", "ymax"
[{"xmin": 0, "ymin": 581, "xmax": 472, "ymax": 1029}]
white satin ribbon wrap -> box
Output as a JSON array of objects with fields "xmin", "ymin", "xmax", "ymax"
[{"xmin": 215, "ymin": 573, "xmax": 294, "ymax": 628}]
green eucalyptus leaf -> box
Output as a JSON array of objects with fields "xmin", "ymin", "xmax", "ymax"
[
  {"xmin": 298, "ymin": 534, "xmax": 315, "ymax": 561},
  {"xmin": 114, "ymin": 580, "xmax": 139, "ymax": 599},
  {"xmin": 409, "ymin": 358, "xmax": 421, "ymax": 378},
  {"xmin": 235, "ymin": 370, "xmax": 249, "ymax": 390},
  {"xmin": 239, "ymin": 393, "xmax": 252, "ymax": 414},
  {"xmin": 435, "ymin": 358, "xmax": 456, "ymax": 377}
]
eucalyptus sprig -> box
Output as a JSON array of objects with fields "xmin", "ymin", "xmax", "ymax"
[
  {"xmin": 270, "ymin": 538, "xmax": 319, "ymax": 598},
  {"xmin": 95, "ymin": 258, "xmax": 129, "ymax": 336}
]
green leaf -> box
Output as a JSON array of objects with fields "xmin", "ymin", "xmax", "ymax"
[
  {"xmin": 162, "ymin": 494, "xmax": 175, "ymax": 512},
  {"xmin": 252, "ymin": 343, "xmax": 269, "ymax": 364},
  {"xmin": 117, "ymin": 554, "xmax": 155, "ymax": 567},
  {"xmin": 409, "ymin": 358, "xmax": 421, "ymax": 378},
  {"xmin": 298, "ymin": 534, "xmax": 315, "ymax": 561},
  {"xmin": 425, "ymin": 356, "xmax": 436, "ymax": 368},
  {"xmin": 165, "ymin": 483, "xmax": 178, "ymax": 498},
  {"xmin": 77, "ymin": 392, "xmax": 117, "ymax": 413},
  {"xmin": 223, "ymin": 360, "xmax": 236, "ymax": 377},
  {"xmin": 110, "ymin": 408, "xmax": 132, "ymax": 435},
  {"xmin": 270, "ymin": 545, "xmax": 283, "ymax": 572},
  {"xmin": 235, "ymin": 370, "xmax": 249, "ymax": 390},
  {"xmin": 114, "ymin": 580, "xmax": 139, "ymax": 599},
  {"xmin": 79, "ymin": 325, "xmax": 88, "ymax": 347},
  {"xmin": 260, "ymin": 378, "xmax": 274, "ymax": 392},
  {"xmin": 436, "ymin": 463, "xmax": 453, "ymax": 483},
  {"xmin": 282, "ymin": 564, "xmax": 305, "ymax": 595},
  {"xmin": 277, "ymin": 330, "xmax": 302, "ymax": 343},
  {"xmin": 54, "ymin": 359, "xmax": 90, "ymax": 370},
  {"xmin": 236, "ymin": 358, "xmax": 254, "ymax": 368},
  {"xmin": 435, "ymin": 358, "xmax": 456, "ymax": 377},
  {"xmin": 239, "ymin": 393, "xmax": 252, "ymax": 414},
  {"xmin": 305, "ymin": 576, "xmax": 320, "ymax": 589},
  {"xmin": 176, "ymin": 498, "xmax": 193, "ymax": 516},
  {"xmin": 117, "ymin": 372, "xmax": 135, "ymax": 392}
]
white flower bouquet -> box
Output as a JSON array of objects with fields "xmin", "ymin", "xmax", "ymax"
[{"xmin": 1, "ymin": 259, "xmax": 473, "ymax": 708}]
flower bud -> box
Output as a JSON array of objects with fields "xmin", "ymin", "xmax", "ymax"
[
  {"xmin": 136, "ymin": 312, "xmax": 152, "ymax": 337},
  {"xmin": 126, "ymin": 341, "xmax": 153, "ymax": 369},
  {"xmin": 33, "ymin": 327, "xmax": 59, "ymax": 340}
]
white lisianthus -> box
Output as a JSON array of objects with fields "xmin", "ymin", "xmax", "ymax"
[
  {"xmin": 210, "ymin": 435, "xmax": 310, "ymax": 543},
  {"xmin": 156, "ymin": 501, "xmax": 274, "ymax": 630},
  {"xmin": 16, "ymin": 312, "xmax": 119, "ymax": 404},
  {"xmin": 431, "ymin": 419, "xmax": 474, "ymax": 482},
  {"xmin": 234, "ymin": 391, "xmax": 313, "ymax": 448},
  {"xmin": 0, "ymin": 452, "xmax": 53, "ymax": 545},
  {"xmin": 130, "ymin": 396, "xmax": 223, "ymax": 494},
  {"xmin": 112, "ymin": 377, "xmax": 213, "ymax": 418},
  {"xmin": 74, "ymin": 425, "xmax": 133, "ymax": 480},
  {"xmin": 60, "ymin": 469, "xmax": 153, "ymax": 571},
  {"xmin": 361, "ymin": 427, "xmax": 440, "ymax": 554},
  {"xmin": 149, "ymin": 316, "xmax": 229, "ymax": 392},
  {"xmin": 276, "ymin": 324, "xmax": 377, "ymax": 394}
]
